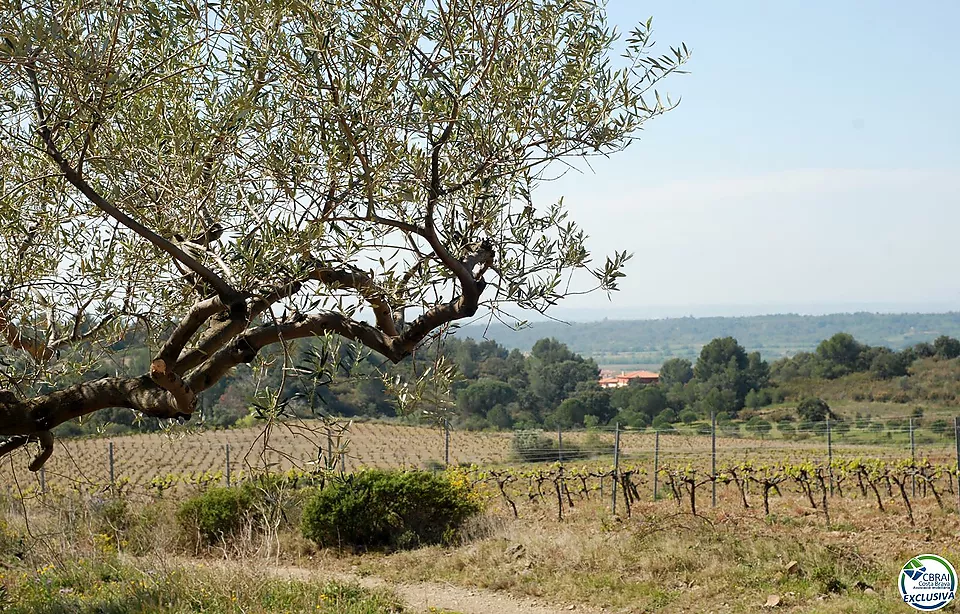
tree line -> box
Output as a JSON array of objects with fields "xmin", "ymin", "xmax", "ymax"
[
  {"xmin": 456, "ymin": 312, "xmax": 960, "ymax": 362},
  {"xmin": 770, "ymin": 332, "xmax": 960, "ymax": 381},
  {"xmin": 52, "ymin": 330, "xmax": 960, "ymax": 439}
]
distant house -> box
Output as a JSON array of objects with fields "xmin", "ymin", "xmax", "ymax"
[{"xmin": 598, "ymin": 370, "xmax": 660, "ymax": 388}]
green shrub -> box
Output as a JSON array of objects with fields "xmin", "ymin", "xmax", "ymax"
[
  {"xmin": 511, "ymin": 429, "xmax": 586, "ymax": 462},
  {"xmin": 177, "ymin": 487, "xmax": 254, "ymax": 545},
  {"xmin": 301, "ymin": 469, "xmax": 480, "ymax": 550}
]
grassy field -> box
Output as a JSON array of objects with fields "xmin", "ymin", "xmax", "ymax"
[
  {"xmin": 0, "ymin": 557, "xmax": 407, "ymax": 614},
  {"xmin": 2, "ymin": 456, "xmax": 957, "ymax": 613},
  {"xmin": 0, "ymin": 402, "xmax": 957, "ymax": 613},
  {"xmin": 350, "ymin": 494, "xmax": 960, "ymax": 613}
]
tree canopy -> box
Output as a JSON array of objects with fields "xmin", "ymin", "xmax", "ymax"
[{"xmin": 0, "ymin": 1, "xmax": 688, "ymax": 469}]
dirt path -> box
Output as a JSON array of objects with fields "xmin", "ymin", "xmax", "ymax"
[
  {"xmin": 276, "ymin": 564, "xmax": 598, "ymax": 614},
  {"xmin": 159, "ymin": 556, "xmax": 600, "ymax": 614}
]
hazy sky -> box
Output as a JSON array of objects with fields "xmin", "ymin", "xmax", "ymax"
[{"xmin": 537, "ymin": 1, "xmax": 960, "ymax": 318}]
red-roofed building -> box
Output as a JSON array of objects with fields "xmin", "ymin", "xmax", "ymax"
[{"xmin": 598, "ymin": 370, "xmax": 660, "ymax": 388}]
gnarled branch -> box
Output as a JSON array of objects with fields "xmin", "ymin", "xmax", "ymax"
[{"xmin": 0, "ymin": 376, "xmax": 189, "ymax": 470}]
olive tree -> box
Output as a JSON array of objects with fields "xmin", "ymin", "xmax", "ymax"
[{"xmin": 0, "ymin": 0, "xmax": 687, "ymax": 470}]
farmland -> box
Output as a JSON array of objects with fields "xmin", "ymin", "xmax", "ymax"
[
  {"xmin": 3, "ymin": 417, "xmax": 957, "ymax": 498},
  {"xmin": 0, "ymin": 416, "xmax": 958, "ymax": 613},
  {"xmin": 2, "ymin": 442, "xmax": 959, "ymax": 613}
]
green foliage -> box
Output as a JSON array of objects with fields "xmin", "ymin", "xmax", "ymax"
[
  {"xmin": 796, "ymin": 398, "xmax": 834, "ymax": 423},
  {"xmin": 427, "ymin": 336, "xmax": 601, "ymax": 430},
  {"xmin": 693, "ymin": 338, "xmax": 769, "ymax": 414},
  {"xmin": 744, "ymin": 389, "xmax": 767, "ymax": 409},
  {"xmin": 456, "ymin": 380, "xmax": 517, "ymax": 418},
  {"xmin": 868, "ymin": 348, "xmax": 911, "ymax": 379},
  {"xmin": 47, "ymin": 313, "xmax": 960, "ymax": 440},
  {"xmin": 176, "ymin": 487, "xmax": 254, "ymax": 545},
  {"xmin": 934, "ymin": 335, "xmax": 960, "ymax": 359},
  {"xmin": 530, "ymin": 355, "xmax": 600, "ymax": 410},
  {"xmin": 300, "ymin": 470, "xmax": 480, "ymax": 550},
  {"xmin": 694, "ymin": 337, "xmax": 747, "ymax": 382},
  {"xmin": 0, "ymin": 0, "xmax": 690, "ymax": 464},
  {"xmin": 658, "ymin": 358, "xmax": 693, "ymax": 385},
  {"xmin": 611, "ymin": 384, "xmax": 667, "ymax": 423},
  {"xmin": 786, "ymin": 336, "xmax": 913, "ymax": 382},
  {"xmin": 486, "ymin": 405, "xmax": 514, "ymax": 429},
  {"xmin": 744, "ymin": 416, "xmax": 772, "ymax": 438},
  {"xmin": 551, "ymin": 397, "xmax": 589, "ymax": 428},
  {"xmin": 815, "ymin": 333, "xmax": 865, "ymax": 378},
  {"xmin": 549, "ymin": 387, "xmax": 613, "ymax": 427},
  {"xmin": 699, "ymin": 387, "xmax": 738, "ymax": 417},
  {"xmin": 531, "ymin": 338, "xmax": 579, "ymax": 365},
  {"xmin": 458, "ymin": 313, "xmax": 960, "ymax": 364},
  {"xmin": 512, "ymin": 430, "xmax": 587, "ymax": 462},
  {"xmin": 47, "ymin": 322, "xmax": 959, "ymax": 440}
]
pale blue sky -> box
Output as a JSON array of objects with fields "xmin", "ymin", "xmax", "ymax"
[{"xmin": 540, "ymin": 1, "xmax": 960, "ymax": 318}]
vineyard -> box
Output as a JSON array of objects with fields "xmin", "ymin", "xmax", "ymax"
[
  {"xmin": 1, "ymin": 417, "xmax": 957, "ymax": 502},
  {"xmin": 469, "ymin": 458, "xmax": 960, "ymax": 527},
  {"xmin": 2, "ymin": 420, "xmax": 960, "ymax": 613}
]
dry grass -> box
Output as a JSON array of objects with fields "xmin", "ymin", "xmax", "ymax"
[
  {"xmin": 0, "ymin": 554, "xmax": 407, "ymax": 614},
  {"xmin": 341, "ymin": 491, "xmax": 960, "ymax": 613},
  {"xmin": 0, "ymin": 491, "xmax": 405, "ymax": 614},
  {"xmin": 3, "ymin": 461, "xmax": 959, "ymax": 613}
]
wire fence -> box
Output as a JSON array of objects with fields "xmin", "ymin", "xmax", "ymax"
[{"xmin": 0, "ymin": 413, "xmax": 958, "ymax": 503}]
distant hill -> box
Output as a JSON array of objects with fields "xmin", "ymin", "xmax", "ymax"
[{"xmin": 454, "ymin": 312, "xmax": 960, "ymax": 369}]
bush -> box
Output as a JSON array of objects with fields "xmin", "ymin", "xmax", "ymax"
[
  {"xmin": 511, "ymin": 430, "xmax": 586, "ymax": 462},
  {"xmin": 655, "ymin": 408, "xmax": 678, "ymax": 424},
  {"xmin": 745, "ymin": 416, "xmax": 772, "ymax": 438},
  {"xmin": 92, "ymin": 496, "xmax": 129, "ymax": 534},
  {"xmin": 177, "ymin": 487, "xmax": 254, "ymax": 545},
  {"xmin": 930, "ymin": 419, "xmax": 950, "ymax": 437},
  {"xmin": 776, "ymin": 420, "xmax": 794, "ymax": 435},
  {"xmin": 796, "ymin": 397, "xmax": 833, "ymax": 422},
  {"xmin": 301, "ymin": 470, "xmax": 480, "ymax": 550},
  {"xmin": 745, "ymin": 388, "xmax": 773, "ymax": 409}
]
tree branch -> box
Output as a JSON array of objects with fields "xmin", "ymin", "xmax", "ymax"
[
  {"xmin": 308, "ymin": 264, "xmax": 398, "ymax": 337},
  {"xmin": 0, "ymin": 376, "xmax": 187, "ymax": 470},
  {"xmin": 49, "ymin": 312, "xmax": 119, "ymax": 352},
  {"xmin": 156, "ymin": 296, "xmax": 226, "ymax": 367},
  {"xmin": 0, "ymin": 299, "xmax": 53, "ymax": 362},
  {"xmin": 186, "ymin": 311, "xmax": 397, "ymax": 392},
  {"xmin": 25, "ymin": 63, "xmax": 243, "ymax": 306},
  {"xmin": 0, "ymin": 239, "xmax": 495, "ymax": 472}
]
